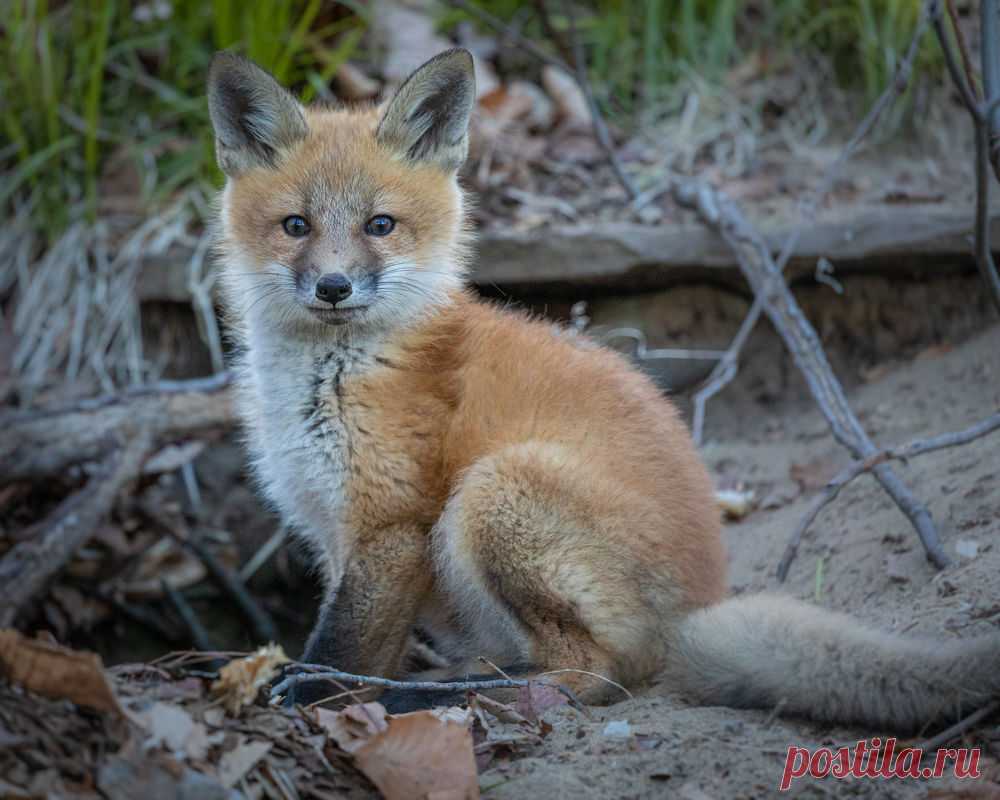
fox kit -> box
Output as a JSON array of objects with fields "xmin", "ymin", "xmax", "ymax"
[{"xmin": 209, "ymin": 49, "xmax": 999, "ymax": 729}]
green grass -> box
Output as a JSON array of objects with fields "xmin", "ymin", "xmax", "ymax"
[
  {"xmin": 1, "ymin": 0, "xmax": 366, "ymax": 239},
  {"xmin": 3, "ymin": 0, "xmax": 946, "ymax": 244},
  {"xmin": 446, "ymin": 0, "xmax": 942, "ymax": 119}
]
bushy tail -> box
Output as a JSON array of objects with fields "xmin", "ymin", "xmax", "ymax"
[{"xmin": 665, "ymin": 594, "xmax": 1000, "ymax": 730}]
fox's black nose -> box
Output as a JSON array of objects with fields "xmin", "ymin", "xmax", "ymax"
[{"xmin": 315, "ymin": 273, "xmax": 352, "ymax": 303}]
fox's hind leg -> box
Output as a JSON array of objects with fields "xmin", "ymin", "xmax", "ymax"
[{"xmin": 430, "ymin": 442, "xmax": 682, "ymax": 704}]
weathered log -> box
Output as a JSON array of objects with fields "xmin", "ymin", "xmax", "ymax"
[
  {"xmin": 0, "ymin": 373, "xmax": 234, "ymax": 484},
  {"xmin": 135, "ymin": 206, "xmax": 1000, "ymax": 303}
]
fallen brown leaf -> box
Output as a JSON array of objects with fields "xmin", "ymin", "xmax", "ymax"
[
  {"xmin": 516, "ymin": 682, "xmax": 569, "ymax": 724},
  {"xmin": 319, "ymin": 703, "xmax": 479, "ymax": 799},
  {"xmin": 355, "ymin": 712, "xmax": 479, "ymax": 800},
  {"xmin": 0, "ymin": 629, "xmax": 122, "ymax": 715},
  {"xmin": 211, "ymin": 644, "xmax": 289, "ymax": 715},
  {"xmin": 120, "ymin": 538, "xmax": 206, "ymax": 600},
  {"xmin": 317, "ymin": 702, "xmax": 389, "ymax": 754}
]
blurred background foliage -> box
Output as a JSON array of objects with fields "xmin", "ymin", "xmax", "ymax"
[
  {"xmin": 2, "ymin": 0, "xmax": 942, "ymax": 242},
  {"xmin": 2, "ymin": 0, "xmax": 366, "ymax": 237}
]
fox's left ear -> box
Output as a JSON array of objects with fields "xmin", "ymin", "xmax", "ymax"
[{"xmin": 376, "ymin": 48, "xmax": 476, "ymax": 172}]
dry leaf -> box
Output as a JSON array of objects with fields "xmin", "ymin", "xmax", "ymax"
[
  {"xmin": 541, "ymin": 66, "xmax": 590, "ymax": 132},
  {"xmin": 211, "ymin": 644, "xmax": 289, "ymax": 715},
  {"xmin": 516, "ymin": 682, "xmax": 569, "ymax": 723},
  {"xmin": 715, "ymin": 488, "xmax": 755, "ymax": 520},
  {"xmin": 355, "ymin": 712, "xmax": 479, "ymax": 800},
  {"xmin": 317, "ymin": 702, "xmax": 388, "ymax": 754},
  {"xmin": 138, "ymin": 702, "xmax": 216, "ymax": 761},
  {"xmin": 120, "ymin": 538, "xmax": 206, "ymax": 599},
  {"xmin": 218, "ymin": 738, "xmax": 272, "ymax": 788},
  {"xmin": 98, "ymin": 744, "xmax": 227, "ymax": 800},
  {"xmin": 470, "ymin": 694, "xmax": 529, "ymax": 726},
  {"xmin": 142, "ymin": 441, "xmax": 205, "ymax": 475},
  {"xmin": 0, "ymin": 629, "xmax": 122, "ymax": 715},
  {"xmin": 319, "ymin": 703, "xmax": 479, "ymax": 799}
]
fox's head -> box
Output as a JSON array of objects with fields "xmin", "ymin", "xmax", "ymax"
[{"xmin": 208, "ymin": 49, "xmax": 475, "ymax": 335}]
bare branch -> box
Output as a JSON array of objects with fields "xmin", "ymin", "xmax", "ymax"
[
  {"xmin": 917, "ymin": 700, "xmax": 1000, "ymax": 753},
  {"xmin": 933, "ymin": 1, "xmax": 984, "ymax": 118},
  {"xmin": 945, "ymin": 0, "xmax": 981, "ymax": 99},
  {"xmin": 777, "ymin": 411, "xmax": 1000, "ymax": 581},
  {"xmin": 690, "ymin": 5, "xmax": 931, "ymax": 444},
  {"xmin": 981, "ymin": 0, "xmax": 1000, "ymax": 180},
  {"xmin": 450, "ymin": 0, "xmax": 565, "ymax": 71},
  {"xmin": 0, "ymin": 372, "xmax": 234, "ymax": 483},
  {"xmin": 271, "ymin": 663, "xmax": 586, "ymax": 706},
  {"xmin": 972, "ymin": 103, "xmax": 1000, "ymax": 309},
  {"xmin": 162, "ymin": 579, "xmax": 216, "ymax": 654},
  {"xmin": 931, "ymin": 0, "xmax": 1000, "ymax": 313},
  {"xmin": 673, "ymin": 179, "xmax": 950, "ymax": 571}
]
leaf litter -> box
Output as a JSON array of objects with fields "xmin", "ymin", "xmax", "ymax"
[{"xmin": 0, "ymin": 633, "xmax": 549, "ymax": 799}]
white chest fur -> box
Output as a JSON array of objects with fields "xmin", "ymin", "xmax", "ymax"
[{"xmin": 237, "ymin": 330, "xmax": 377, "ymax": 570}]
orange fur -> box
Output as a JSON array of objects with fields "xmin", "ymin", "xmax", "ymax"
[{"xmin": 210, "ymin": 50, "xmax": 999, "ymax": 725}]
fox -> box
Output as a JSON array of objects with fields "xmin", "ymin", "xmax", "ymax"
[{"xmin": 207, "ymin": 47, "xmax": 1000, "ymax": 730}]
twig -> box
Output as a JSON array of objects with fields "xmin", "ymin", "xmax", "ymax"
[
  {"xmin": 239, "ymin": 525, "xmax": 288, "ymax": 583},
  {"xmin": 600, "ymin": 327, "xmax": 726, "ymax": 362},
  {"xmin": 184, "ymin": 534, "xmax": 278, "ymax": 644},
  {"xmin": 0, "ymin": 431, "xmax": 153, "ymax": 626},
  {"xmin": 559, "ymin": 0, "xmax": 639, "ymax": 200},
  {"xmin": 673, "ymin": 180, "xmax": 951, "ymax": 571},
  {"xmin": 450, "ymin": 0, "xmax": 564, "ymax": 71},
  {"xmin": 0, "ymin": 372, "xmax": 234, "ymax": 483},
  {"xmin": 162, "ymin": 579, "xmax": 216, "ymax": 654},
  {"xmin": 449, "ymin": 0, "xmax": 638, "ymax": 200},
  {"xmin": 777, "ymin": 411, "xmax": 1000, "ymax": 580},
  {"xmin": 139, "ymin": 502, "xmax": 278, "ymax": 645},
  {"xmin": 933, "ymin": 2, "xmax": 983, "ymax": 119},
  {"xmin": 931, "ymin": 0, "xmax": 1000, "ymax": 312},
  {"xmin": 95, "ymin": 589, "xmax": 184, "ymax": 645},
  {"xmin": 271, "ymin": 664, "xmax": 575, "ymax": 705},
  {"xmin": 945, "ymin": 0, "xmax": 981, "ymax": 99},
  {"xmin": 689, "ymin": 4, "xmax": 932, "ymax": 444},
  {"xmin": 981, "ymin": 0, "xmax": 1000, "ymax": 181},
  {"xmin": 917, "ymin": 700, "xmax": 1000, "ymax": 753}
]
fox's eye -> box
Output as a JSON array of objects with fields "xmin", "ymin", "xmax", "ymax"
[
  {"xmin": 282, "ymin": 215, "xmax": 310, "ymax": 237},
  {"xmin": 365, "ymin": 214, "xmax": 395, "ymax": 237}
]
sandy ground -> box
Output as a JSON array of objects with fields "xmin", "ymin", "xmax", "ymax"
[{"xmin": 474, "ymin": 321, "xmax": 1000, "ymax": 799}]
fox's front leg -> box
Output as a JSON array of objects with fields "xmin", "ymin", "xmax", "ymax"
[{"xmin": 297, "ymin": 526, "xmax": 432, "ymax": 703}]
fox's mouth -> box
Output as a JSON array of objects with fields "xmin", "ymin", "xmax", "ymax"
[{"xmin": 305, "ymin": 305, "xmax": 369, "ymax": 325}]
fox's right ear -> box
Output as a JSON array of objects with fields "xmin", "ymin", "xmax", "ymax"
[{"xmin": 207, "ymin": 52, "xmax": 308, "ymax": 176}]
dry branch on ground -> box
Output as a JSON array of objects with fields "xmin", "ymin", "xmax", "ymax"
[{"xmin": 0, "ymin": 372, "xmax": 234, "ymax": 483}]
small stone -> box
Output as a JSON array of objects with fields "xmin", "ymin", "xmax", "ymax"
[
  {"xmin": 955, "ymin": 539, "xmax": 979, "ymax": 559},
  {"xmin": 602, "ymin": 720, "xmax": 632, "ymax": 738}
]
